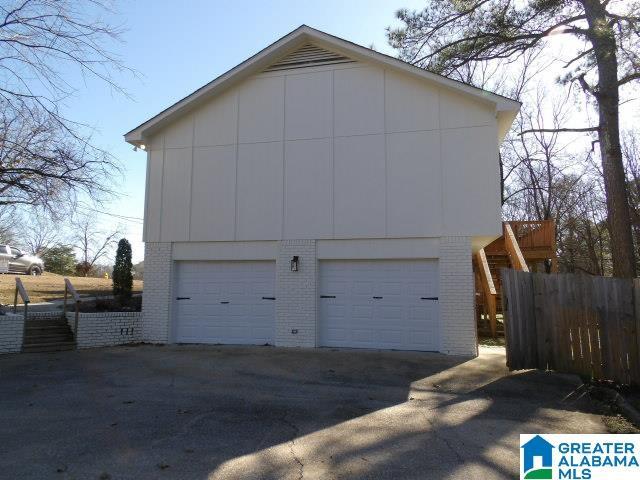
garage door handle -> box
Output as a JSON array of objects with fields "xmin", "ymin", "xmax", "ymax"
[
  {"xmin": 220, "ymin": 301, "xmax": 229, "ymax": 304},
  {"xmin": 373, "ymin": 296, "xmax": 383, "ymax": 299},
  {"xmin": 320, "ymin": 295, "xmax": 336, "ymax": 299},
  {"xmin": 176, "ymin": 297, "xmax": 191, "ymax": 300},
  {"xmin": 421, "ymin": 297, "xmax": 438, "ymax": 301},
  {"xmin": 262, "ymin": 296, "xmax": 276, "ymax": 300}
]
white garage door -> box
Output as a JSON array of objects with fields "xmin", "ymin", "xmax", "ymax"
[
  {"xmin": 319, "ymin": 260, "xmax": 440, "ymax": 351},
  {"xmin": 174, "ymin": 261, "xmax": 276, "ymax": 345}
]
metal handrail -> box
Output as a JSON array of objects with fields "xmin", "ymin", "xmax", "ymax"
[{"xmin": 63, "ymin": 278, "xmax": 81, "ymax": 337}]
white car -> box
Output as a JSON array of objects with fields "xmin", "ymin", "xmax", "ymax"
[{"xmin": 0, "ymin": 245, "xmax": 44, "ymax": 275}]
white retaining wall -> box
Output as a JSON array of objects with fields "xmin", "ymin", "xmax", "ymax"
[
  {"xmin": 67, "ymin": 312, "xmax": 142, "ymax": 349},
  {"xmin": 0, "ymin": 313, "xmax": 24, "ymax": 354}
]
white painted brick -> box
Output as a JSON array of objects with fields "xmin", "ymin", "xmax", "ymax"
[
  {"xmin": 67, "ymin": 312, "xmax": 141, "ymax": 349},
  {"xmin": 439, "ymin": 236, "xmax": 477, "ymax": 356},
  {"xmin": 0, "ymin": 313, "xmax": 24, "ymax": 353},
  {"xmin": 135, "ymin": 237, "xmax": 476, "ymax": 356},
  {"xmin": 141, "ymin": 242, "xmax": 173, "ymax": 343},
  {"xmin": 275, "ymin": 240, "xmax": 317, "ymax": 347}
]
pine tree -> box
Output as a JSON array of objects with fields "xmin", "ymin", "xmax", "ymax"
[{"xmin": 113, "ymin": 238, "xmax": 133, "ymax": 305}]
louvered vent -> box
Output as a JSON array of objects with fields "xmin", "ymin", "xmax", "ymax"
[{"xmin": 264, "ymin": 44, "xmax": 355, "ymax": 72}]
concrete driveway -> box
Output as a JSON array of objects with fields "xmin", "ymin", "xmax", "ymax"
[{"xmin": 0, "ymin": 345, "xmax": 606, "ymax": 479}]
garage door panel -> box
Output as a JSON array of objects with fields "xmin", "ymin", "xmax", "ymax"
[
  {"xmin": 353, "ymin": 281, "xmax": 374, "ymax": 294},
  {"xmin": 174, "ymin": 261, "xmax": 275, "ymax": 345},
  {"xmin": 319, "ymin": 260, "xmax": 440, "ymax": 351}
]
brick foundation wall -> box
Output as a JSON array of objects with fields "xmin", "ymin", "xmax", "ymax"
[
  {"xmin": 0, "ymin": 313, "xmax": 24, "ymax": 354},
  {"xmin": 275, "ymin": 240, "xmax": 317, "ymax": 347},
  {"xmin": 67, "ymin": 312, "xmax": 141, "ymax": 349},
  {"xmin": 439, "ymin": 236, "xmax": 477, "ymax": 356},
  {"xmin": 141, "ymin": 242, "xmax": 173, "ymax": 343}
]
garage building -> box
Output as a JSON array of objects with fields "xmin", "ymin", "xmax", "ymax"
[{"xmin": 125, "ymin": 26, "xmax": 519, "ymax": 356}]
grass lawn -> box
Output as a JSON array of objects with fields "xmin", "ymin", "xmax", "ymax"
[{"xmin": 0, "ymin": 272, "xmax": 143, "ymax": 304}]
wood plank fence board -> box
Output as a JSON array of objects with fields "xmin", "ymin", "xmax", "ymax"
[{"xmin": 502, "ymin": 269, "xmax": 640, "ymax": 386}]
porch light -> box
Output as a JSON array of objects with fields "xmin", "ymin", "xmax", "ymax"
[{"xmin": 290, "ymin": 256, "xmax": 299, "ymax": 272}]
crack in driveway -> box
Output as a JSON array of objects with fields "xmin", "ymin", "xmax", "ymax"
[{"xmin": 280, "ymin": 411, "xmax": 304, "ymax": 479}]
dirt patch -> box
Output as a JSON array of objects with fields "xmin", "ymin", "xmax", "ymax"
[
  {"xmin": 587, "ymin": 383, "xmax": 640, "ymax": 433},
  {"xmin": 478, "ymin": 336, "xmax": 506, "ymax": 347},
  {"xmin": 0, "ymin": 272, "xmax": 143, "ymax": 304}
]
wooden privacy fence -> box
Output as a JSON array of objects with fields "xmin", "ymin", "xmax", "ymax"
[{"xmin": 501, "ymin": 269, "xmax": 640, "ymax": 386}]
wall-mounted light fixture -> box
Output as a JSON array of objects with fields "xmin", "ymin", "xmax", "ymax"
[{"xmin": 290, "ymin": 255, "xmax": 299, "ymax": 272}]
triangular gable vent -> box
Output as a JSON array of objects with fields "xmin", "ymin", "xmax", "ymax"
[{"xmin": 264, "ymin": 44, "xmax": 356, "ymax": 72}]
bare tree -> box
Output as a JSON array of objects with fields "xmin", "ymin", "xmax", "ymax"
[
  {"xmin": 0, "ymin": 105, "xmax": 117, "ymax": 211},
  {"xmin": 502, "ymin": 87, "xmax": 588, "ymax": 220},
  {"xmin": 389, "ymin": 0, "xmax": 640, "ymax": 277},
  {"xmin": 0, "ymin": 205, "xmax": 18, "ymax": 243},
  {"xmin": 72, "ymin": 216, "xmax": 119, "ymax": 276},
  {"xmin": 0, "ymin": 0, "xmax": 129, "ymax": 213},
  {"xmin": 19, "ymin": 210, "xmax": 61, "ymax": 255}
]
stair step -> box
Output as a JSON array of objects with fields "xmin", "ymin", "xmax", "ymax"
[
  {"xmin": 23, "ymin": 334, "xmax": 74, "ymax": 344},
  {"xmin": 22, "ymin": 341, "xmax": 76, "ymax": 353},
  {"xmin": 25, "ymin": 320, "xmax": 66, "ymax": 327},
  {"xmin": 25, "ymin": 324, "xmax": 69, "ymax": 332}
]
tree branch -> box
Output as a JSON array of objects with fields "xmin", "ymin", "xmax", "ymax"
[{"xmin": 518, "ymin": 127, "xmax": 600, "ymax": 136}]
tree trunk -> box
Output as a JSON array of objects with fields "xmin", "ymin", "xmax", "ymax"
[{"xmin": 582, "ymin": 0, "xmax": 636, "ymax": 277}]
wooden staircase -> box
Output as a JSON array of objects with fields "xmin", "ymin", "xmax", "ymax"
[
  {"xmin": 22, "ymin": 315, "xmax": 76, "ymax": 353},
  {"xmin": 475, "ymin": 220, "xmax": 557, "ymax": 337}
]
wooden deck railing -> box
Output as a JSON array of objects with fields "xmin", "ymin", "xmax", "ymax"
[
  {"xmin": 508, "ymin": 220, "xmax": 556, "ymax": 251},
  {"xmin": 504, "ymin": 223, "xmax": 530, "ymax": 272},
  {"xmin": 476, "ymin": 248, "xmax": 498, "ymax": 337},
  {"xmin": 63, "ymin": 278, "xmax": 81, "ymax": 336}
]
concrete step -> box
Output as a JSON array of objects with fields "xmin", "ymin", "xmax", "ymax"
[
  {"xmin": 22, "ymin": 341, "xmax": 76, "ymax": 353},
  {"xmin": 25, "ymin": 324, "xmax": 69, "ymax": 332},
  {"xmin": 23, "ymin": 334, "xmax": 74, "ymax": 345},
  {"xmin": 24, "ymin": 319, "xmax": 66, "ymax": 327}
]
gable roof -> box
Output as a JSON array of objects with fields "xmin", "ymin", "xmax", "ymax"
[{"xmin": 124, "ymin": 25, "xmax": 520, "ymax": 146}]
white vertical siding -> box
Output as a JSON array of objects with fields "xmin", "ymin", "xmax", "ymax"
[
  {"xmin": 285, "ymin": 71, "xmax": 332, "ymax": 140},
  {"xmin": 238, "ymin": 76, "xmax": 284, "ymax": 143},
  {"xmin": 144, "ymin": 62, "xmax": 501, "ymax": 242},
  {"xmin": 193, "ymin": 90, "xmax": 238, "ymax": 147},
  {"xmin": 160, "ymin": 147, "xmax": 191, "ymax": 241},
  {"xmin": 386, "ymin": 130, "xmax": 441, "ymax": 236},
  {"xmin": 333, "ymin": 66, "xmax": 385, "ymax": 136},
  {"xmin": 145, "ymin": 149, "xmax": 164, "ymax": 242},
  {"xmin": 236, "ymin": 141, "xmax": 283, "ymax": 240},
  {"xmin": 384, "ymin": 70, "xmax": 439, "ymax": 133},
  {"xmin": 284, "ymin": 138, "xmax": 333, "ymax": 238},
  {"xmin": 190, "ymin": 145, "xmax": 236, "ymax": 240},
  {"xmin": 333, "ymin": 134, "xmax": 386, "ymax": 237},
  {"xmin": 442, "ymin": 125, "xmax": 501, "ymax": 235}
]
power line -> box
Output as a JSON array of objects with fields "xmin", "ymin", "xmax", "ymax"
[{"xmin": 76, "ymin": 204, "xmax": 144, "ymax": 223}]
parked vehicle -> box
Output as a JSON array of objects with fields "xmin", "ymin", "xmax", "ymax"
[{"xmin": 0, "ymin": 245, "xmax": 44, "ymax": 275}]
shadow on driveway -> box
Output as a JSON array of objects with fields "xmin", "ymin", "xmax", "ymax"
[{"xmin": 0, "ymin": 345, "xmax": 606, "ymax": 479}]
